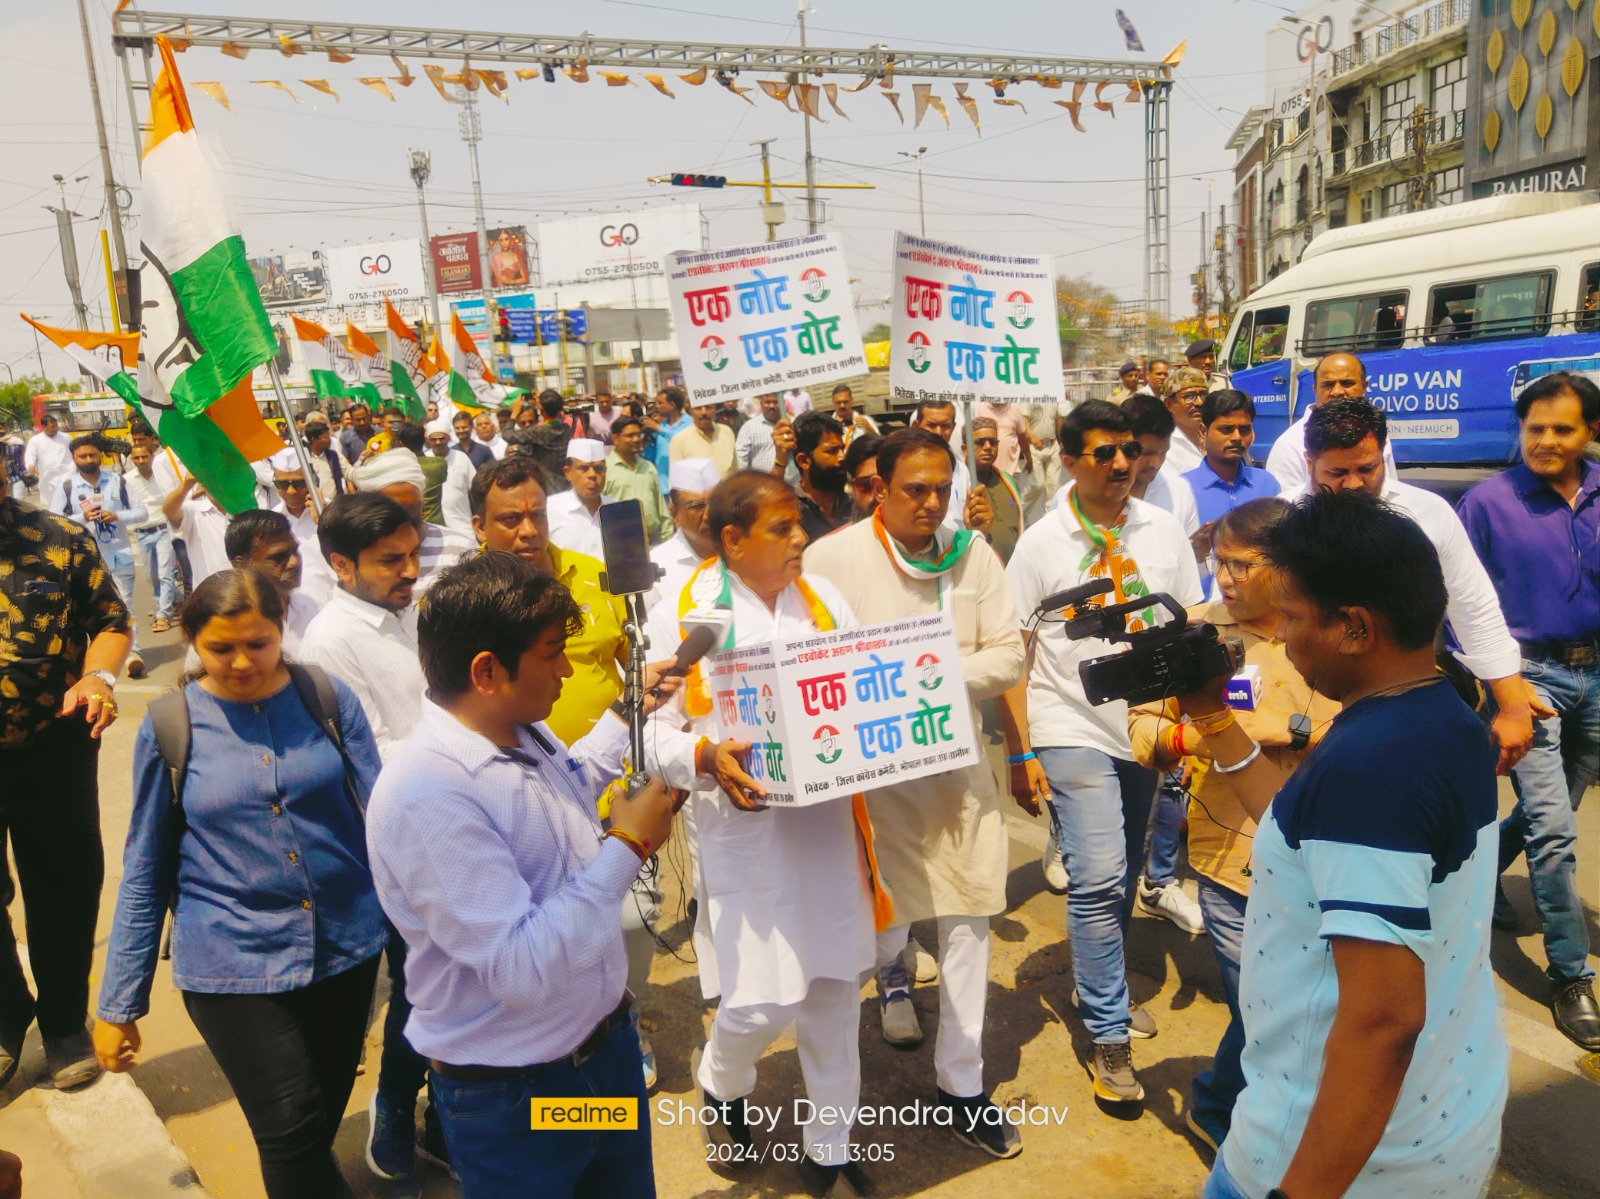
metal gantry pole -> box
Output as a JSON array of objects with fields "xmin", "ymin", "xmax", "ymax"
[
  {"xmin": 797, "ymin": 0, "xmax": 818, "ymax": 233},
  {"xmin": 1143, "ymin": 81, "xmax": 1172, "ymax": 359},
  {"xmin": 76, "ymin": 0, "xmax": 131, "ymax": 303}
]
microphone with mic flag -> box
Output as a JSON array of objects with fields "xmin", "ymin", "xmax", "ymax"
[{"xmin": 598, "ymin": 498, "xmax": 674, "ymax": 800}]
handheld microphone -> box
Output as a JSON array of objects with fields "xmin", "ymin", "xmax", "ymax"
[{"xmin": 661, "ymin": 624, "xmax": 719, "ymax": 681}]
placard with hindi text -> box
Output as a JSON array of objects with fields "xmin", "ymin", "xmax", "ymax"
[
  {"xmin": 666, "ymin": 233, "xmax": 867, "ymax": 409},
  {"xmin": 889, "ymin": 231, "xmax": 1064, "ymax": 408}
]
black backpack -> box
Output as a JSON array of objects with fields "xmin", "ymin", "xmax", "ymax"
[{"xmin": 147, "ymin": 662, "xmax": 364, "ymax": 959}]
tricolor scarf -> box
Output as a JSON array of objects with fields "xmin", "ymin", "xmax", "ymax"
[
  {"xmin": 1064, "ymin": 486, "xmax": 1155, "ymax": 631},
  {"xmin": 675, "ymin": 556, "xmax": 895, "ymax": 933},
  {"xmin": 870, "ymin": 508, "xmax": 977, "ymax": 610}
]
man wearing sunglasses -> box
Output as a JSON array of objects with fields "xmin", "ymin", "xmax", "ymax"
[
  {"xmin": 268, "ymin": 448, "xmax": 319, "ymax": 544},
  {"xmin": 1000, "ymin": 400, "xmax": 1202, "ymax": 1107}
]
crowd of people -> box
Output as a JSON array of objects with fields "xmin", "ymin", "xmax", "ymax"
[{"xmin": 0, "ymin": 352, "xmax": 1595, "ymax": 1199}]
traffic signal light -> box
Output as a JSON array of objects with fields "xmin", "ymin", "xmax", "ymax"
[
  {"xmin": 671, "ymin": 173, "xmax": 726, "ymax": 188},
  {"xmin": 497, "ymin": 307, "xmax": 512, "ymax": 343}
]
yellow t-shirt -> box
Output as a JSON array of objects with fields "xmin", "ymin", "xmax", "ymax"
[{"xmin": 546, "ymin": 545, "xmax": 627, "ymax": 746}]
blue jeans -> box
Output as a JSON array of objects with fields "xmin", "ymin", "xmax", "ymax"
[
  {"xmin": 1191, "ymin": 878, "xmax": 1248, "ymax": 1138},
  {"xmin": 133, "ymin": 525, "xmax": 177, "ymax": 619},
  {"xmin": 376, "ymin": 928, "xmax": 429, "ymax": 1111},
  {"xmin": 1144, "ymin": 777, "xmax": 1185, "ymax": 887},
  {"xmin": 1500, "ymin": 657, "xmax": 1598, "ymax": 986},
  {"xmin": 1037, "ymin": 746, "xmax": 1158, "ymax": 1043},
  {"xmin": 1202, "ymin": 1148, "xmax": 1253, "ymax": 1199},
  {"xmin": 106, "ymin": 549, "xmax": 141, "ymax": 657},
  {"xmin": 430, "ymin": 1018, "xmax": 655, "ymax": 1199}
]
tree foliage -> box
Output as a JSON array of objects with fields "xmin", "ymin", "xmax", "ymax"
[{"xmin": 0, "ymin": 375, "xmax": 73, "ymax": 429}]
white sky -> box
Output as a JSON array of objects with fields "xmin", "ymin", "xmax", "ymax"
[{"xmin": 0, "ymin": 0, "xmax": 1331, "ymax": 380}]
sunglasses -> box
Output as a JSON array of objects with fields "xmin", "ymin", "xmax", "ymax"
[
  {"xmin": 973, "ymin": 437, "xmax": 1000, "ymax": 447},
  {"xmin": 1079, "ymin": 441, "xmax": 1145, "ymax": 465},
  {"xmin": 849, "ymin": 474, "xmax": 878, "ymax": 492},
  {"xmin": 274, "ymin": 477, "xmax": 309, "ymax": 491}
]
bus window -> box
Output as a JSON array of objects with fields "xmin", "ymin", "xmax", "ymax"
[
  {"xmin": 1426, "ymin": 271, "xmax": 1553, "ymax": 343},
  {"xmin": 1579, "ymin": 263, "xmax": 1599, "ymax": 332},
  {"xmin": 1303, "ymin": 291, "xmax": 1408, "ymax": 355},
  {"xmin": 1252, "ymin": 306, "xmax": 1290, "ymax": 364},
  {"xmin": 1227, "ymin": 312, "xmax": 1254, "ymax": 370}
]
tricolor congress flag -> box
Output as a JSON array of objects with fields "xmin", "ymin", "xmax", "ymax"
[
  {"xmin": 347, "ymin": 321, "xmax": 400, "ymax": 412},
  {"xmin": 23, "ymin": 315, "xmax": 281, "ymax": 515},
  {"xmin": 384, "ymin": 298, "xmax": 429, "ymax": 421},
  {"xmin": 292, "ymin": 314, "xmax": 383, "ymax": 407},
  {"xmin": 137, "ymin": 36, "xmax": 276, "ymax": 423},
  {"xmin": 444, "ymin": 310, "xmax": 507, "ymax": 414}
]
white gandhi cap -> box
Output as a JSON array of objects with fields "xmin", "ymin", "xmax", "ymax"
[
  {"xmin": 668, "ymin": 458, "xmax": 721, "ymax": 495},
  {"xmin": 567, "ymin": 438, "xmax": 607, "ymax": 463}
]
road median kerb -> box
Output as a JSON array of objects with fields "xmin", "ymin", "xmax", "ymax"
[{"xmin": 37, "ymin": 1072, "xmax": 214, "ymax": 1199}]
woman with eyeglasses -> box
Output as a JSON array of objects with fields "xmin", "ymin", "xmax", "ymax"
[{"xmin": 1127, "ymin": 496, "xmax": 1339, "ymax": 1155}]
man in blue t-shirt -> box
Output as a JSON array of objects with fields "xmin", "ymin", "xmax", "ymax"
[{"xmin": 1176, "ymin": 490, "xmax": 1507, "ymax": 1199}]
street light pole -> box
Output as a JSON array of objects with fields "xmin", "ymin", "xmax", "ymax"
[
  {"xmin": 408, "ymin": 149, "xmax": 442, "ymax": 333},
  {"xmin": 897, "ymin": 147, "xmax": 928, "ymax": 237},
  {"xmin": 46, "ymin": 175, "xmax": 92, "ymax": 331},
  {"xmin": 75, "ymin": 0, "xmax": 130, "ymax": 314}
]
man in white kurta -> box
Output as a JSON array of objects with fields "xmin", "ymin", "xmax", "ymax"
[
  {"xmin": 643, "ymin": 489, "xmax": 874, "ymax": 1175},
  {"xmin": 804, "ymin": 428, "xmax": 1026, "ymax": 1157}
]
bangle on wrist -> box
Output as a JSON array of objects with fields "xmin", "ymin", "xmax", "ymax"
[
  {"xmin": 1189, "ymin": 707, "xmax": 1237, "ymax": 737},
  {"xmin": 1005, "ymin": 750, "xmax": 1036, "ymax": 765},
  {"xmin": 1167, "ymin": 723, "xmax": 1188, "ymax": 758},
  {"xmin": 605, "ymin": 827, "xmax": 651, "ymax": 862},
  {"xmin": 1212, "ymin": 741, "xmax": 1261, "ymax": 774}
]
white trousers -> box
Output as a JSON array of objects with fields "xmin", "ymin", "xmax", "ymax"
[
  {"xmin": 697, "ymin": 976, "xmax": 861, "ymax": 1165},
  {"xmin": 875, "ymin": 916, "xmax": 990, "ymax": 1098}
]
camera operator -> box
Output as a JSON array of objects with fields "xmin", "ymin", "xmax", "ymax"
[
  {"xmin": 1000, "ymin": 400, "xmax": 1202, "ymax": 1106},
  {"xmin": 365, "ymin": 551, "xmax": 679, "ymax": 1199},
  {"xmin": 1127, "ymin": 497, "xmax": 1339, "ymax": 1155},
  {"xmin": 1176, "ymin": 490, "xmax": 1506, "ymax": 1199}
]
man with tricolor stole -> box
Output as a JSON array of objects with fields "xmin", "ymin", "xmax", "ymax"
[
  {"xmin": 642, "ymin": 471, "xmax": 881, "ymax": 1195},
  {"xmin": 1000, "ymin": 400, "xmax": 1202, "ymax": 1107},
  {"xmin": 805, "ymin": 426, "xmax": 1027, "ymax": 1158}
]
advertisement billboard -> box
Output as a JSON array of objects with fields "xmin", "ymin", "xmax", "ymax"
[
  {"xmin": 431, "ymin": 233, "xmax": 482, "ymax": 295},
  {"xmin": 485, "ymin": 225, "xmax": 532, "ymax": 289},
  {"xmin": 537, "ymin": 206, "xmax": 705, "ymax": 286},
  {"xmin": 325, "ymin": 239, "xmax": 427, "ymax": 308},
  {"xmin": 249, "ymin": 248, "xmax": 326, "ymax": 309}
]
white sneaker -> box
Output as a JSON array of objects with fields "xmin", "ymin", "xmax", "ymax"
[
  {"xmin": 878, "ymin": 956, "xmax": 924, "ymax": 1047},
  {"xmin": 1042, "ymin": 829, "xmax": 1069, "ymax": 893},
  {"xmin": 904, "ymin": 937, "xmax": 940, "ymax": 984},
  {"xmin": 1137, "ymin": 877, "xmax": 1205, "ymax": 935}
]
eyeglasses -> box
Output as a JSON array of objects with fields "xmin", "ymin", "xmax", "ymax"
[
  {"xmin": 1174, "ymin": 389, "xmax": 1206, "ymax": 402},
  {"xmin": 1215, "ymin": 556, "xmax": 1266, "ymax": 580},
  {"xmin": 972, "ymin": 437, "xmax": 1000, "ymax": 448},
  {"xmin": 273, "ymin": 478, "xmax": 309, "ymax": 491},
  {"xmin": 1079, "ymin": 441, "xmax": 1145, "ymax": 465},
  {"xmin": 849, "ymin": 474, "xmax": 877, "ymax": 492}
]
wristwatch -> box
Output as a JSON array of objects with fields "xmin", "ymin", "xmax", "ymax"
[{"xmin": 88, "ymin": 669, "xmax": 117, "ymax": 691}]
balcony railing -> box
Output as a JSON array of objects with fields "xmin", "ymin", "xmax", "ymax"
[
  {"xmin": 1331, "ymin": 0, "xmax": 1469, "ymax": 76},
  {"xmin": 1333, "ymin": 109, "xmax": 1463, "ymax": 177}
]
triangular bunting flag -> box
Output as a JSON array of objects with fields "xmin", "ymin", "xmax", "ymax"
[
  {"xmin": 995, "ymin": 98, "xmax": 1027, "ymax": 115},
  {"xmin": 823, "ymin": 82, "xmax": 850, "ymax": 119},
  {"xmin": 644, "ymin": 74, "xmax": 675, "ymax": 98},
  {"xmin": 759, "ymin": 79, "xmax": 794, "ymax": 110},
  {"xmin": 795, "ymin": 83, "xmax": 825, "ymax": 121},
  {"xmin": 252, "ymin": 80, "xmax": 298, "ymax": 102},
  {"xmin": 883, "ymin": 90, "xmax": 904, "ymax": 123},
  {"xmin": 193, "ymin": 82, "xmax": 231, "ymax": 112},
  {"xmin": 680, "ymin": 67, "xmax": 707, "ymax": 85},
  {"xmin": 954, "ymin": 82, "xmax": 980, "ymax": 132},
  {"xmin": 390, "ymin": 53, "xmax": 414, "ymax": 86},
  {"xmin": 277, "ymin": 34, "xmax": 303, "ymax": 57},
  {"xmin": 301, "ymin": 79, "xmax": 339, "ymax": 101},
  {"xmin": 357, "ymin": 78, "xmax": 395, "ymax": 101}
]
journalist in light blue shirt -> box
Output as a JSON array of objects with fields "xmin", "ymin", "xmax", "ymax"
[{"xmin": 364, "ymin": 551, "xmax": 678, "ymax": 1199}]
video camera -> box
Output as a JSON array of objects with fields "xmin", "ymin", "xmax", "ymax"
[{"xmin": 1038, "ymin": 580, "xmax": 1243, "ymax": 707}]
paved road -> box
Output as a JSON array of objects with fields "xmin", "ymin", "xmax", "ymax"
[{"xmin": 11, "ymin": 607, "xmax": 1600, "ymax": 1197}]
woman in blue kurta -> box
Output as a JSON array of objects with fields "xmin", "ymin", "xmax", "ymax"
[{"xmin": 93, "ymin": 568, "xmax": 387, "ymax": 1199}]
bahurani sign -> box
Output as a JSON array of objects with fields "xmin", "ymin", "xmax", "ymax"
[
  {"xmin": 325, "ymin": 239, "xmax": 428, "ymax": 308},
  {"xmin": 667, "ymin": 232, "xmax": 866, "ymax": 408},
  {"xmin": 705, "ymin": 611, "xmax": 978, "ymax": 807}
]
